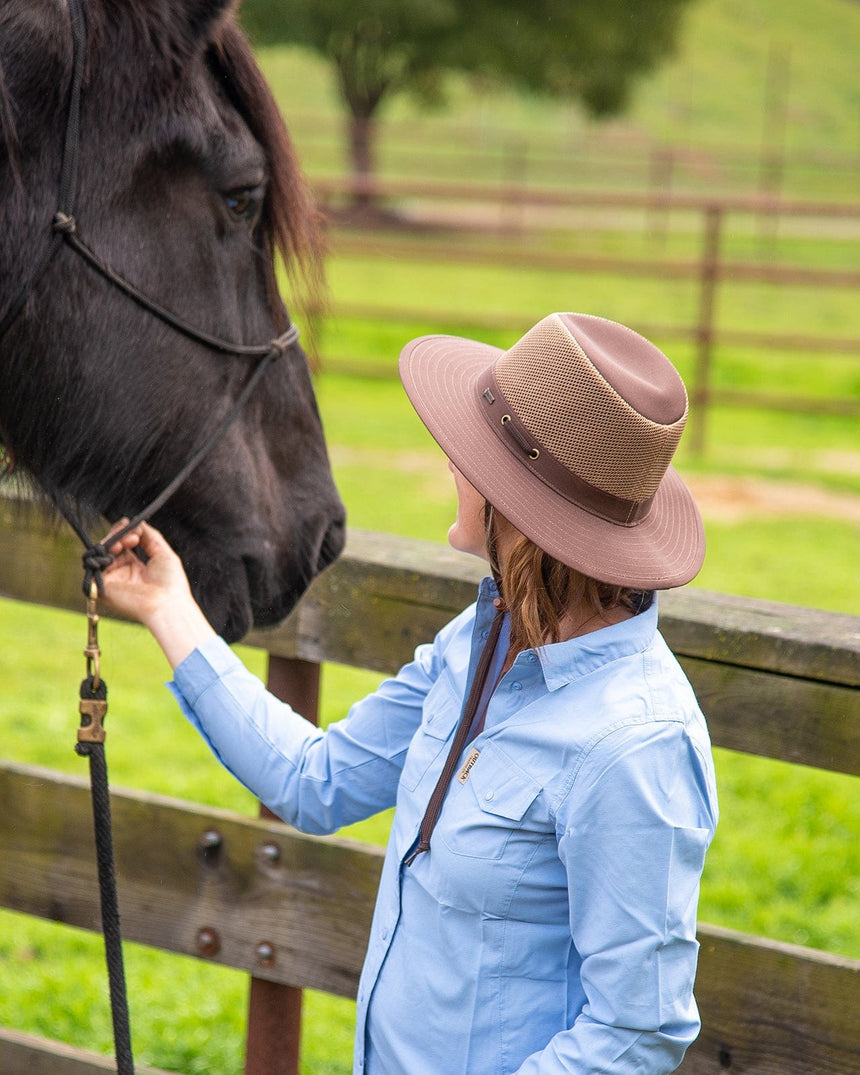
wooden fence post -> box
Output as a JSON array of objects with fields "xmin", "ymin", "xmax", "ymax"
[
  {"xmin": 502, "ymin": 137, "xmax": 528, "ymax": 235},
  {"xmin": 648, "ymin": 147, "xmax": 675, "ymax": 245},
  {"xmin": 244, "ymin": 656, "xmax": 321, "ymax": 1075},
  {"xmin": 690, "ymin": 203, "xmax": 723, "ymax": 456}
]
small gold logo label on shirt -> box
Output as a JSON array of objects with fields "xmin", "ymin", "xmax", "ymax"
[{"xmin": 458, "ymin": 748, "xmax": 480, "ymax": 784}]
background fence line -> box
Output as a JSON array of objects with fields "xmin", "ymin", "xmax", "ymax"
[
  {"xmin": 309, "ymin": 180, "xmax": 860, "ymax": 451},
  {"xmin": 285, "ymin": 108, "xmax": 860, "ymax": 201}
]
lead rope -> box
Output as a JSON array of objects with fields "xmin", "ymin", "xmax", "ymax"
[
  {"xmin": 404, "ymin": 604, "xmax": 506, "ymax": 866},
  {"xmin": 75, "ymin": 584, "xmax": 134, "ymax": 1074}
]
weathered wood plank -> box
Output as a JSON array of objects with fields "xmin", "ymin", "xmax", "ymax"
[
  {"xmin": 659, "ymin": 586, "xmax": 860, "ymax": 689},
  {"xmin": 0, "ymin": 1028, "xmax": 171, "ymax": 1075},
  {"xmin": 2, "ymin": 497, "xmax": 858, "ymax": 772},
  {"xmin": 0, "ymin": 760, "xmax": 382, "ymax": 997},
  {"xmin": 677, "ymin": 657, "xmax": 860, "ymax": 776},
  {"xmin": 2, "ymin": 494, "xmax": 857, "ymax": 687},
  {"xmin": 0, "ymin": 495, "xmax": 86, "ymax": 613},
  {"xmin": 2, "ymin": 761, "xmax": 859, "ymax": 1074},
  {"xmin": 684, "ymin": 923, "xmax": 860, "ymax": 1074},
  {"xmin": 223, "ymin": 530, "xmax": 860, "ymax": 691}
]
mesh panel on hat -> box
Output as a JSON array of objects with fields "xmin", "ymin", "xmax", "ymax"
[{"xmin": 495, "ymin": 316, "xmax": 687, "ymax": 502}]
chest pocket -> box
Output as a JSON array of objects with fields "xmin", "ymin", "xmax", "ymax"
[
  {"xmin": 398, "ymin": 675, "xmax": 461, "ymax": 793},
  {"xmin": 438, "ymin": 740, "xmax": 543, "ymax": 861}
]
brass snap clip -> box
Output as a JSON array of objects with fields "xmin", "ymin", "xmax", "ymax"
[
  {"xmin": 84, "ymin": 579, "xmax": 101, "ymax": 689},
  {"xmin": 78, "ymin": 580, "xmax": 107, "ymax": 744}
]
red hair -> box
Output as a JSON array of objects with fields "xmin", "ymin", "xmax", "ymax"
[{"xmin": 485, "ymin": 504, "xmax": 648, "ymax": 655}]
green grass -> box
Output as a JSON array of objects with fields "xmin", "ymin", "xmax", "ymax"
[
  {"xmin": 1, "ymin": 365, "xmax": 857, "ymax": 1072},
  {"xmin": 313, "ymin": 217, "xmax": 859, "ymax": 469}
]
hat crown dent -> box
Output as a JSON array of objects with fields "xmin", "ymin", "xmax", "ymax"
[{"xmin": 493, "ymin": 313, "xmax": 688, "ymax": 503}]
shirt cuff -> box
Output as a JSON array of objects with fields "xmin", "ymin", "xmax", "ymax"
[{"xmin": 167, "ymin": 635, "xmax": 249, "ymax": 759}]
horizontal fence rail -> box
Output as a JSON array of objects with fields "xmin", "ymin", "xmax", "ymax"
[
  {"xmin": 1, "ymin": 492, "xmax": 859, "ymax": 1073},
  {"xmin": 312, "ymin": 180, "xmax": 860, "ymax": 449},
  {"xmin": 314, "ymin": 176, "xmax": 860, "ymax": 219},
  {"xmin": 286, "ymin": 108, "xmax": 860, "ymax": 200},
  {"xmin": 1, "ymin": 761, "xmax": 858, "ymax": 1075}
]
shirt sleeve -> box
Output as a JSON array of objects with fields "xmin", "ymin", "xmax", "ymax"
[
  {"xmin": 168, "ymin": 632, "xmax": 442, "ymax": 834},
  {"xmin": 515, "ymin": 719, "xmax": 717, "ymax": 1074}
]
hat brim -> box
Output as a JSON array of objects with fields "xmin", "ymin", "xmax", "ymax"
[{"xmin": 399, "ymin": 333, "xmax": 705, "ymax": 589}]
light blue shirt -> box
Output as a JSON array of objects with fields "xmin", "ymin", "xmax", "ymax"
[{"xmin": 170, "ymin": 578, "xmax": 718, "ymax": 1074}]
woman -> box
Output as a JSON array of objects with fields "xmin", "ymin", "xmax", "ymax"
[{"xmin": 102, "ymin": 312, "xmax": 718, "ymax": 1074}]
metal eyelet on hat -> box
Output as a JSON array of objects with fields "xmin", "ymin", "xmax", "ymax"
[{"xmin": 501, "ymin": 413, "xmax": 540, "ymax": 460}]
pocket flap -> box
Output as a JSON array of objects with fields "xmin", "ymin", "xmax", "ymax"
[{"xmin": 469, "ymin": 743, "xmax": 541, "ymax": 821}]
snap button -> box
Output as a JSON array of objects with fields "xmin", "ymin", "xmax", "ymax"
[
  {"xmin": 484, "ymin": 790, "xmax": 494, "ymax": 801},
  {"xmin": 512, "ymin": 681, "xmax": 523, "ymax": 691}
]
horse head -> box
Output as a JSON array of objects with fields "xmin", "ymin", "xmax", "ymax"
[{"xmin": 0, "ymin": 0, "xmax": 345, "ymax": 642}]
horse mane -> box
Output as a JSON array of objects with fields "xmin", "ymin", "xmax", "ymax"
[
  {"xmin": 209, "ymin": 19, "xmax": 326, "ymax": 328},
  {"xmin": 0, "ymin": 57, "xmax": 22, "ymax": 192}
]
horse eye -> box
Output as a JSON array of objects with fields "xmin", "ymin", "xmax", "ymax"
[{"xmin": 225, "ymin": 187, "xmax": 259, "ymax": 219}]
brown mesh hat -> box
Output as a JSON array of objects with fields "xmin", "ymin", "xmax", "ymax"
[{"xmin": 399, "ymin": 312, "xmax": 704, "ymax": 589}]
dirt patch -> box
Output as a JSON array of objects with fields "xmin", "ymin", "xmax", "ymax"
[
  {"xmin": 685, "ymin": 475, "xmax": 860, "ymax": 524},
  {"xmin": 332, "ymin": 446, "xmax": 860, "ymax": 524}
]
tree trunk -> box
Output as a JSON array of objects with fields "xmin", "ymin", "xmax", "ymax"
[{"xmin": 346, "ymin": 111, "xmax": 377, "ymax": 209}]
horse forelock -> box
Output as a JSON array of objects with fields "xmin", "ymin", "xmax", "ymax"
[
  {"xmin": 208, "ymin": 20, "xmax": 326, "ymax": 326},
  {"xmin": 86, "ymin": 1, "xmax": 325, "ymax": 328}
]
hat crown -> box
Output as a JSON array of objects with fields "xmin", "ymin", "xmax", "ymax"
[{"xmin": 494, "ymin": 313, "xmax": 688, "ymax": 502}]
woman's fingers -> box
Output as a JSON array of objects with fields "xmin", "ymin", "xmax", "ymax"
[
  {"xmin": 134, "ymin": 520, "xmax": 170, "ymax": 558},
  {"xmin": 102, "ymin": 518, "xmax": 135, "ymax": 555},
  {"xmin": 102, "ymin": 519, "xmax": 166, "ymax": 559}
]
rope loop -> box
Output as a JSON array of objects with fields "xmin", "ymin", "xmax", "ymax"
[
  {"xmin": 82, "ymin": 542, "xmax": 115, "ymax": 597},
  {"xmin": 53, "ymin": 211, "xmax": 78, "ymax": 234},
  {"xmin": 268, "ymin": 323, "xmax": 300, "ymax": 358}
]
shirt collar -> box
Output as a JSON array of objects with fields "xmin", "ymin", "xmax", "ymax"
[
  {"xmin": 538, "ymin": 597, "xmax": 659, "ymax": 689},
  {"xmin": 475, "ymin": 577, "xmax": 659, "ymax": 691}
]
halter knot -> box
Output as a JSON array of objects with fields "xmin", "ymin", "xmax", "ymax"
[
  {"xmin": 268, "ymin": 323, "xmax": 300, "ymax": 358},
  {"xmin": 82, "ymin": 543, "xmax": 115, "ymax": 597},
  {"xmin": 53, "ymin": 212, "xmax": 78, "ymax": 234}
]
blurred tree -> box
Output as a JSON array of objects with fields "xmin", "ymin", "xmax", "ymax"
[{"xmin": 239, "ymin": 0, "xmax": 694, "ymax": 205}]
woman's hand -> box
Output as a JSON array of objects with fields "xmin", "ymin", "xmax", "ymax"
[
  {"xmin": 101, "ymin": 520, "xmax": 187, "ymax": 625},
  {"xmin": 101, "ymin": 520, "xmax": 216, "ymax": 668}
]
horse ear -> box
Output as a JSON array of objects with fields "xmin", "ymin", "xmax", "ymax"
[{"xmin": 172, "ymin": 0, "xmax": 238, "ymax": 51}]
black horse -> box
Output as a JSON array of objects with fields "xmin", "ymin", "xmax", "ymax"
[{"xmin": 0, "ymin": 0, "xmax": 345, "ymax": 641}]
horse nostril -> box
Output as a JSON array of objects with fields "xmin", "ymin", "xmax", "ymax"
[{"xmin": 317, "ymin": 516, "xmax": 345, "ymax": 572}]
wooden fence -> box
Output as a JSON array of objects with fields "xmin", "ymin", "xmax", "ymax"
[
  {"xmin": 0, "ymin": 494, "xmax": 858, "ymax": 1074},
  {"xmin": 287, "ymin": 107, "xmax": 860, "ymax": 202},
  {"xmin": 313, "ymin": 179, "xmax": 860, "ymax": 453}
]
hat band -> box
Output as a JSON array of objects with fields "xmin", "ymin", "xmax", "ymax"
[{"xmin": 477, "ymin": 371, "xmax": 656, "ymax": 526}]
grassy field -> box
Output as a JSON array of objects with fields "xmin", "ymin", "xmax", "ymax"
[
  {"xmin": 254, "ymin": 0, "xmax": 860, "ymax": 199},
  {"xmin": 2, "ymin": 0, "xmax": 859, "ymax": 1069},
  {"xmin": 0, "ymin": 364, "xmax": 857, "ymax": 1072}
]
